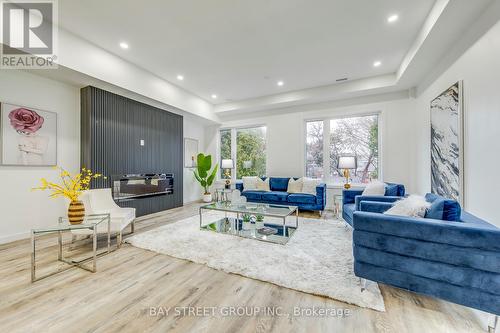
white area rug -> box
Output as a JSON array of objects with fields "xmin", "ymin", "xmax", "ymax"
[{"xmin": 125, "ymin": 213, "xmax": 385, "ymax": 311}]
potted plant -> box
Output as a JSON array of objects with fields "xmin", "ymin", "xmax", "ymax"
[
  {"xmin": 193, "ymin": 153, "xmax": 219, "ymax": 202},
  {"xmin": 256, "ymin": 214, "xmax": 265, "ymax": 229},
  {"xmin": 33, "ymin": 166, "xmax": 105, "ymax": 224},
  {"xmin": 242, "ymin": 213, "xmax": 253, "ymax": 230}
]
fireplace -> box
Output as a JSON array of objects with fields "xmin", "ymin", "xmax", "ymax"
[{"xmin": 112, "ymin": 173, "xmax": 174, "ymax": 202}]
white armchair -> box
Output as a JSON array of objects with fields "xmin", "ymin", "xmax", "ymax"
[{"xmin": 73, "ymin": 188, "xmax": 136, "ymax": 245}]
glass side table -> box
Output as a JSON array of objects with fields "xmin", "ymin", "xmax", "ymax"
[
  {"xmin": 333, "ymin": 194, "xmax": 343, "ymax": 218},
  {"xmin": 31, "ymin": 214, "xmax": 114, "ymax": 282}
]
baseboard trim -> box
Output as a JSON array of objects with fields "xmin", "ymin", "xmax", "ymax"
[{"xmin": 0, "ymin": 231, "xmax": 30, "ymax": 245}]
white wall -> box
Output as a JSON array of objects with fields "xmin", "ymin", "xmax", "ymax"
[
  {"xmin": 219, "ymin": 98, "xmax": 415, "ymax": 186},
  {"xmin": 0, "ymin": 70, "xmax": 80, "ymax": 243},
  {"xmin": 0, "ymin": 70, "xmax": 213, "ymax": 243},
  {"xmin": 183, "ymin": 115, "xmax": 208, "ymax": 203},
  {"xmin": 216, "ymin": 96, "xmax": 416, "ymax": 207},
  {"xmin": 58, "ymin": 29, "xmax": 218, "ymax": 122},
  {"xmin": 414, "ymin": 20, "xmax": 500, "ymax": 227}
]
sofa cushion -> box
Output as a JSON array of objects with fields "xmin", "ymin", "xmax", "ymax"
[
  {"xmin": 269, "ymin": 177, "xmax": 290, "ymax": 192},
  {"xmin": 425, "ymin": 193, "xmax": 461, "ymax": 221},
  {"xmin": 288, "ymin": 193, "xmax": 316, "ymax": 204},
  {"xmin": 287, "ymin": 177, "xmax": 303, "ymax": 193},
  {"xmin": 256, "ymin": 178, "xmax": 270, "ymax": 191},
  {"xmin": 384, "ymin": 183, "xmax": 399, "ymax": 196},
  {"xmin": 261, "ymin": 191, "xmax": 289, "ymax": 202},
  {"xmin": 241, "ymin": 190, "xmax": 266, "ymax": 201},
  {"xmin": 344, "ymin": 203, "xmax": 355, "ymax": 219}
]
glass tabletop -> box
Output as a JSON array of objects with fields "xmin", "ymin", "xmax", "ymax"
[
  {"xmin": 201, "ymin": 217, "xmax": 297, "ymax": 245},
  {"xmin": 32, "ymin": 214, "xmax": 110, "ymax": 234},
  {"xmin": 201, "ymin": 202, "xmax": 297, "ymax": 218}
]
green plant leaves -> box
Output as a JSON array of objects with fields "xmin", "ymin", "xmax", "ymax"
[
  {"xmin": 206, "ymin": 163, "xmax": 218, "ymax": 187},
  {"xmin": 193, "ymin": 153, "xmax": 219, "ymax": 194}
]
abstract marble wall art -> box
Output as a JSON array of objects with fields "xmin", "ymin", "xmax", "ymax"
[
  {"xmin": 1, "ymin": 103, "xmax": 57, "ymax": 166},
  {"xmin": 430, "ymin": 81, "xmax": 464, "ymax": 204}
]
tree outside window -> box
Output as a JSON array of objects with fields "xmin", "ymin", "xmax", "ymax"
[
  {"xmin": 219, "ymin": 129, "xmax": 232, "ymax": 178},
  {"xmin": 305, "ymin": 115, "xmax": 379, "ymax": 183},
  {"xmin": 219, "ymin": 126, "xmax": 267, "ymax": 179},
  {"xmin": 305, "ymin": 121, "xmax": 324, "ymax": 178},
  {"xmin": 330, "ymin": 115, "xmax": 378, "ymax": 184}
]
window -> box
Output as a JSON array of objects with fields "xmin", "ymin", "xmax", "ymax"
[
  {"xmin": 219, "ymin": 126, "xmax": 267, "ymax": 179},
  {"xmin": 219, "ymin": 129, "xmax": 231, "ymax": 178},
  {"xmin": 305, "ymin": 121, "xmax": 324, "ymax": 178},
  {"xmin": 305, "ymin": 114, "xmax": 379, "ymax": 184}
]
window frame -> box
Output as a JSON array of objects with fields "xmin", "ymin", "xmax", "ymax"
[
  {"xmin": 303, "ymin": 111, "xmax": 382, "ymax": 185},
  {"xmin": 218, "ymin": 124, "xmax": 268, "ymax": 181}
]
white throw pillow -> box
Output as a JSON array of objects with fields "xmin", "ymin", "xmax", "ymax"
[
  {"xmin": 301, "ymin": 177, "xmax": 319, "ymax": 195},
  {"xmin": 287, "ymin": 178, "xmax": 303, "ymax": 193},
  {"xmin": 256, "ymin": 178, "xmax": 270, "ymax": 191},
  {"xmin": 362, "ymin": 180, "xmax": 386, "ymax": 196},
  {"xmin": 384, "ymin": 195, "xmax": 431, "ymax": 218},
  {"xmin": 242, "ymin": 176, "xmax": 259, "ymax": 191}
]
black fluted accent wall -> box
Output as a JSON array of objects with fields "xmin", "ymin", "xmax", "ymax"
[{"xmin": 81, "ymin": 86, "xmax": 183, "ymax": 216}]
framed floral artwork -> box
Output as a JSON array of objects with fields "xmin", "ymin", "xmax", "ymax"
[{"xmin": 1, "ymin": 103, "xmax": 57, "ymax": 166}]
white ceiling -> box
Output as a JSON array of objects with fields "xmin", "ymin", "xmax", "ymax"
[{"xmin": 59, "ymin": 0, "xmax": 435, "ymax": 104}]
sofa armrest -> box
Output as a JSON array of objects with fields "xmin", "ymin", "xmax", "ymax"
[
  {"xmin": 343, "ymin": 189, "xmax": 364, "ymax": 205},
  {"xmin": 353, "ymin": 211, "xmax": 500, "ymax": 252},
  {"xmin": 359, "ymin": 201, "xmax": 393, "ymax": 214},
  {"xmin": 355, "ymin": 195, "xmax": 402, "ymax": 210},
  {"xmin": 235, "ymin": 181, "xmax": 243, "ymax": 192},
  {"xmin": 316, "ymin": 183, "xmax": 327, "ymax": 209}
]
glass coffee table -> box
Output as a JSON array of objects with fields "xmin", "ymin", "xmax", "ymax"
[{"xmin": 199, "ymin": 202, "xmax": 299, "ymax": 245}]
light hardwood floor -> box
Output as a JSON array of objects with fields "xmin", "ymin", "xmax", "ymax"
[{"xmin": 0, "ymin": 203, "xmax": 484, "ymax": 333}]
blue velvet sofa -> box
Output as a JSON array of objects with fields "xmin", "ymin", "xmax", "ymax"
[
  {"xmin": 342, "ymin": 183, "xmax": 406, "ymax": 226},
  {"xmin": 352, "ymin": 193, "xmax": 500, "ymax": 315},
  {"xmin": 235, "ymin": 177, "xmax": 326, "ymax": 212}
]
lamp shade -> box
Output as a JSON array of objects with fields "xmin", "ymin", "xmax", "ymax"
[
  {"xmin": 338, "ymin": 156, "xmax": 356, "ymax": 169},
  {"xmin": 221, "ymin": 159, "xmax": 234, "ymax": 169}
]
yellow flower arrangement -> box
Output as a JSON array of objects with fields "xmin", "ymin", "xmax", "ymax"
[{"xmin": 33, "ymin": 166, "xmax": 106, "ymax": 201}]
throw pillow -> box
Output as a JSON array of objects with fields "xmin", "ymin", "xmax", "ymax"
[
  {"xmin": 301, "ymin": 177, "xmax": 319, "ymax": 195},
  {"xmin": 362, "ymin": 180, "xmax": 386, "ymax": 196},
  {"xmin": 242, "ymin": 176, "xmax": 259, "ymax": 191},
  {"xmin": 384, "ymin": 183, "xmax": 399, "ymax": 196},
  {"xmin": 384, "ymin": 195, "xmax": 431, "ymax": 218},
  {"xmin": 287, "ymin": 178, "xmax": 303, "ymax": 193},
  {"xmin": 424, "ymin": 193, "xmax": 462, "ymax": 221},
  {"xmin": 256, "ymin": 178, "xmax": 270, "ymax": 191}
]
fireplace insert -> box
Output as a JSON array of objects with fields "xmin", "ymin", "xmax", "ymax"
[{"xmin": 112, "ymin": 173, "xmax": 174, "ymax": 201}]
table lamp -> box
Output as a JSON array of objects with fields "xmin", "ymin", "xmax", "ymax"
[
  {"xmin": 338, "ymin": 156, "xmax": 356, "ymax": 189},
  {"xmin": 221, "ymin": 159, "xmax": 234, "ymax": 189}
]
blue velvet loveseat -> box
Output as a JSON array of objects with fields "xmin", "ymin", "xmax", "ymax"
[
  {"xmin": 342, "ymin": 183, "xmax": 406, "ymax": 226},
  {"xmin": 352, "ymin": 193, "xmax": 500, "ymax": 315},
  {"xmin": 235, "ymin": 177, "xmax": 326, "ymax": 212}
]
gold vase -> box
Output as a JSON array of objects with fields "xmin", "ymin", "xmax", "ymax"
[{"xmin": 68, "ymin": 200, "xmax": 85, "ymax": 225}]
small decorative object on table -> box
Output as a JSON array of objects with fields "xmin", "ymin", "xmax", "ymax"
[
  {"xmin": 338, "ymin": 155, "xmax": 357, "ymax": 189},
  {"xmin": 256, "ymin": 214, "xmax": 264, "ymax": 229},
  {"xmin": 32, "ymin": 166, "xmax": 106, "ymax": 224},
  {"xmin": 193, "ymin": 153, "xmax": 219, "ymax": 202},
  {"xmin": 257, "ymin": 227, "xmax": 278, "ymax": 236},
  {"xmin": 242, "ymin": 213, "xmax": 253, "ymax": 230},
  {"xmin": 221, "ymin": 159, "xmax": 234, "ymax": 189}
]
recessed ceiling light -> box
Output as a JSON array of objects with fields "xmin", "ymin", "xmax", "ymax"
[
  {"xmin": 373, "ymin": 61, "xmax": 382, "ymax": 67},
  {"xmin": 177, "ymin": 75, "xmax": 184, "ymax": 81},
  {"xmin": 277, "ymin": 80, "xmax": 284, "ymax": 86},
  {"xmin": 211, "ymin": 94, "xmax": 217, "ymax": 99},
  {"xmin": 119, "ymin": 42, "xmax": 129, "ymax": 49},
  {"xmin": 387, "ymin": 14, "xmax": 399, "ymax": 23}
]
